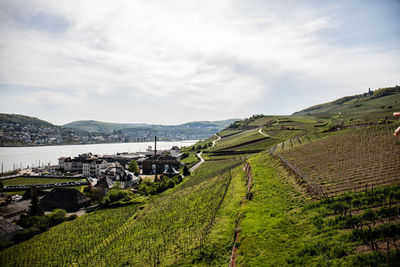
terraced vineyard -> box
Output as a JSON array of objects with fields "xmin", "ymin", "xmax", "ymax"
[
  {"xmin": 280, "ymin": 124, "xmax": 400, "ymax": 196},
  {"xmin": 0, "ymin": 157, "xmax": 244, "ymax": 267},
  {"xmin": 0, "ymin": 204, "xmax": 141, "ymax": 266},
  {"xmin": 218, "ymin": 129, "xmax": 243, "ymax": 138},
  {"xmin": 264, "ymin": 129, "xmax": 306, "ymax": 140},
  {"xmin": 86, "ymin": 168, "xmax": 233, "ymax": 266},
  {"xmin": 210, "ymin": 129, "xmax": 267, "ymax": 152},
  {"xmin": 2, "ymin": 90, "xmax": 400, "ymax": 266}
]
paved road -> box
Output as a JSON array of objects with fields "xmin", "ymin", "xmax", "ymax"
[
  {"xmin": 189, "ymin": 152, "xmax": 204, "ymax": 173},
  {"xmin": 212, "ymin": 134, "xmax": 221, "ymax": 147},
  {"xmin": 189, "ymin": 134, "xmax": 221, "ymax": 173},
  {"xmin": 258, "ymin": 128, "xmax": 270, "ymax": 138}
]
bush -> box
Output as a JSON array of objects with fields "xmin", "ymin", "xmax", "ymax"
[
  {"xmin": 17, "ymin": 215, "xmax": 49, "ymax": 230},
  {"xmin": 48, "ymin": 209, "xmax": 67, "ymax": 227},
  {"xmin": 128, "ymin": 160, "xmax": 139, "ymax": 176},
  {"xmin": 103, "ymin": 188, "xmax": 134, "ymax": 206},
  {"xmin": 183, "ymin": 165, "xmax": 191, "ymax": 176},
  {"xmin": 66, "ymin": 214, "xmax": 78, "ymax": 221}
]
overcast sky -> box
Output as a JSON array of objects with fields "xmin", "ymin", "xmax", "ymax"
[{"xmin": 0, "ymin": 0, "xmax": 399, "ymax": 125}]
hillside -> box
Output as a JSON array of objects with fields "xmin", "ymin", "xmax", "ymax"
[
  {"xmin": 63, "ymin": 119, "xmax": 238, "ymax": 139},
  {"xmin": 1, "ymin": 88, "xmax": 400, "ymax": 266},
  {"xmin": 293, "ymin": 86, "xmax": 400, "ymax": 119},
  {"xmin": 62, "ymin": 120, "xmax": 149, "ymax": 134},
  {"xmin": 3, "ymin": 104, "xmax": 399, "ymax": 266},
  {"xmin": 0, "ymin": 114, "xmax": 237, "ymax": 146},
  {"xmin": 0, "ymin": 113, "xmax": 53, "ymax": 128}
]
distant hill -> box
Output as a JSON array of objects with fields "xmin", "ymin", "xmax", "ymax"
[
  {"xmin": 63, "ymin": 119, "xmax": 238, "ymax": 139},
  {"xmin": 0, "ymin": 113, "xmax": 53, "ymax": 128},
  {"xmin": 62, "ymin": 120, "xmax": 150, "ymax": 134},
  {"xmin": 223, "ymin": 86, "xmax": 400, "ymax": 131},
  {"xmin": 115, "ymin": 120, "xmax": 238, "ymax": 140},
  {"xmin": 293, "ymin": 86, "xmax": 400, "ymax": 117},
  {"xmin": 0, "ymin": 114, "xmax": 238, "ymax": 146}
]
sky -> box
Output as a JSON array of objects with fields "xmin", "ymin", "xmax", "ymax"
[{"xmin": 0, "ymin": 0, "xmax": 399, "ymax": 125}]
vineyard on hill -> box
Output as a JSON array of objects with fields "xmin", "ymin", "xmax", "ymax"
[
  {"xmin": 0, "ymin": 158, "xmax": 245, "ymax": 267},
  {"xmin": 1, "ymin": 88, "xmax": 400, "ymax": 266},
  {"xmin": 0, "ymin": 204, "xmax": 141, "ymax": 266},
  {"xmin": 279, "ymin": 124, "xmax": 400, "ymax": 196}
]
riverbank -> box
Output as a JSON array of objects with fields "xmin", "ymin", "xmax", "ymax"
[
  {"xmin": 0, "ymin": 138, "xmax": 192, "ymax": 148},
  {"xmin": 0, "ymin": 140, "xmax": 198, "ymax": 173}
]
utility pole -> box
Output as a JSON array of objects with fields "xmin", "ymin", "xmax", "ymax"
[{"xmin": 154, "ymin": 136, "xmax": 157, "ymax": 156}]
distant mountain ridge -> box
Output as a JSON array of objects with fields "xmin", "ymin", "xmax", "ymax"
[
  {"xmin": 62, "ymin": 119, "xmax": 238, "ymax": 136},
  {"xmin": 0, "ymin": 113, "xmax": 53, "ymax": 128},
  {"xmin": 0, "ymin": 113, "xmax": 238, "ymax": 146},
  {"xmin": 62, "ymin": 120, "xmax": 150, "ymax": 134}
]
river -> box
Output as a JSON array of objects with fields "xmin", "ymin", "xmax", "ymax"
[{"xmin": 0, "ymin": 140, "xmax": 197, "ymax": 172}]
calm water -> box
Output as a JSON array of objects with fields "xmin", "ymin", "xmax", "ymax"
[{"xmin": 0, "ymin": 140, "xmax": 197, "ymax": 172}]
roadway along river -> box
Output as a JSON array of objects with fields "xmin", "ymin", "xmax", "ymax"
[{"xmin": 0, "ymin": 140, "xmax": 197, "ymax": 172}]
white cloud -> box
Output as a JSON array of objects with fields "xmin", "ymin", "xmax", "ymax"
[{"xmin": 0, "ymin": 0, "xmax": 399, "ymax": 124}]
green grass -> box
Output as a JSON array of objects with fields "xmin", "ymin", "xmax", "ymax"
[
  {"xmin": 3, "ymin": 177, "xmax": 86, "ymax": 195},
  {"xmin": 294, "ymin": 87, "xmax": 400, "ymax": 124},
  {"xmin": 236, "ymin": 152, "xmax": 307, "ymax": 266},
  {"xmin": 218, "ymin": 129, "xmax": 243, "ymax": 138},
  {"xmin": 181, "ymin": 151, "xmax": 199, "ymax": 168},
  {"xmin": 236, "ymin": 151, "xmax": 400, "ymax": 266}
]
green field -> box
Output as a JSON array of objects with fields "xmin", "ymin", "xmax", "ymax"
[
  {"xmin": 3, "ymin": 177, "xmax": 85, "ymax": 186},
  {"xmin": 180, "ymin": 150, "xmax": 199, "ymax": 168},
  {"xmin": 2, "ymin": 177, "xmax": 87, "ymax": 195}
]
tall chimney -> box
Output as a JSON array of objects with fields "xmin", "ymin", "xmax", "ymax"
[{"xmin": 154, "ymin": 136, "xmax": 157, "ymax": 156}]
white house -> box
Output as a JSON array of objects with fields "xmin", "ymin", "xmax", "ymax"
[
  {"xmin": 82, "ymin": 159, "xmax": 110, "ymax": 177},
  {"xmin": 170, "ymin": 146, "xmax": 182, "ymax": 158}
]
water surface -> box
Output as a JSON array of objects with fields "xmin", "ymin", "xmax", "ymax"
[{"xmin": 0, "ymin": 140, "xmax": 197, "ymax": 172}]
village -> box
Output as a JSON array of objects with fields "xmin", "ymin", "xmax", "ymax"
[{"xmin": 0, "ymin": 137, "xmax": 187, "ymax": 243}]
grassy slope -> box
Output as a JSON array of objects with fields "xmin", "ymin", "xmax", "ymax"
[
  {"xmin": 237, "ymin": 152, "xmax": 307, "ymax": 266},
  {"xmin": 0, "ymin": 204, "xmax": 142, "ymax": 266},
  {"xmin": 0, "ymin": 157, "xmax": 245, "ymax": 267},
  {"xmin": 236, "ymin": 152, "xmax": 366, "ymax": 266},
  {"xmin": 180, "ymin": 151, "xmax": 199, "ymax": 168},
  {"xmin": 3, "ymin": 88, "xmax": 399, "ymax": 266},
  {"xmin": 294, "ymin": 87, "xmax": 400, "ymax": 120},
  {"xmin": 172, "ymin": 164, "xmax": 247, "ymax": 266}
]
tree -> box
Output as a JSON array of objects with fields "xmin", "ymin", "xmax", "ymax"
[
  {"xmin": 28, "ymin": 187, "xmax": 43, "ymax": 216},
  {"xmin": 183, "ymin": 165, "xmax": 190, "ymax": 176},
  {"xmin": 128, "ymin": 160, "xmax": 139, "ymax": 176}
]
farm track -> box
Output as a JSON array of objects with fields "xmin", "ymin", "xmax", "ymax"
[{"xmin": 189, "ymin": 134, "xmax": 221, "ymax": 173}]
